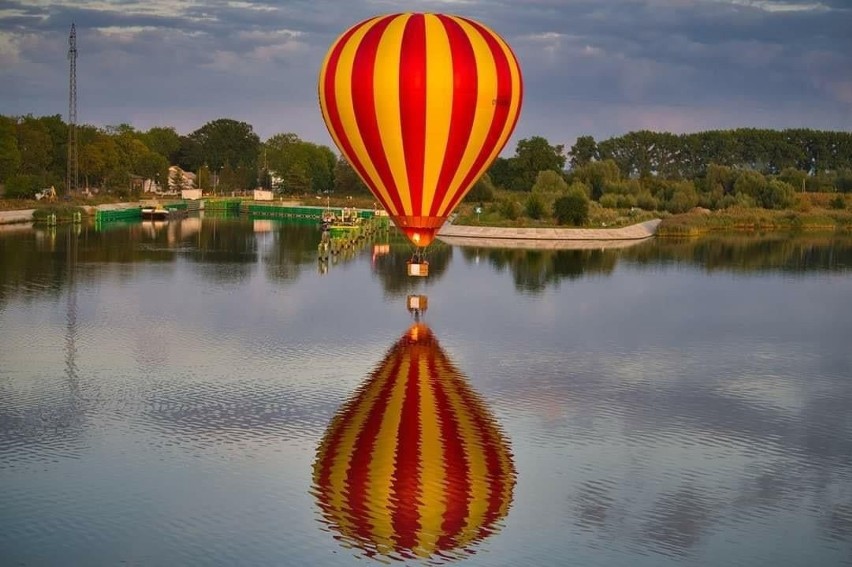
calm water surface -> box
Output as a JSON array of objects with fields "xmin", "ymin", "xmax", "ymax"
[{"xmin": 1, "ymin": 217, "xmax": 851, "ymax": 566}]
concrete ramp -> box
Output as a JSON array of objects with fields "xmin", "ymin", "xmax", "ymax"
[{"xmin": 437, "ymin": 219, "xmax": 660, "ymax": 250}]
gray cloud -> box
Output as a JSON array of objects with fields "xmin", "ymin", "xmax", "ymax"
[{"xmin": 1, "ymin": 0, "xmax": 849, "ymax": 152}]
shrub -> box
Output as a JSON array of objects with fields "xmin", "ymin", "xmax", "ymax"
[
  {"xmin": 829, "ymin": 195, "xmax": 846, "ymax": 210},
  {"xmin": 717, "ymin": 194, "xmax": 738, "ymax": 209},
  {"xmin": 4, "ymin": 174, "xmax": 38, "ymax": 198},
  {"xmin": 735, "ymin": 192, "xmax": 756, "ymax": 208},
  {"xmin": 599, "ymin": 193, "xmax": 618, "ymax": 208},
  {"xmin": 465, "ymin": 173, "xmax": 496, "ymax": 202},
  {"xmin": 525, "ymin": 192, "xmax": 547, "ymax": 219},
  {"xmin": 665, "ymin": 188, "xmax": 699, "ymax": 213},
  {"xmin": 734, "ymin": 170, "xmax": 767, "ymax": 200},
  {"xmin": 33, "ymin": 205, "xmax": 85, "ymax": 221},
  {"xmin": 531, "ymin": 170, "xmax": 567, "ymax": 194},
  {"xmin": 758, "ymin": 180, "xmax": 795, "ymax": 210},
  {"xmin": 499, "ymin": 197, "xmax": 522, "ymax": 220},
  {"xmin": 636, "ymin": 192, "xmax": 659, "ymax": 211},
  {"xmin": 554, "ymin": 189, "xmax": 589, "ymax": 226},
  {"xmin": 616, "ymin": 194, "xmax": 637, "ymax": 208},
  {"xmin": 566, "ymin": 180, "xmax": 591, "ymax": 199},
  {"xmin": 835, "ymin": 170, "xmax": 852, "ymax": 193}
]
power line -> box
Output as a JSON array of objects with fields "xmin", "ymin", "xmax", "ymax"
[{"xmin": 66, "ymin": 22, "xmax": 78, "ymax": 194}]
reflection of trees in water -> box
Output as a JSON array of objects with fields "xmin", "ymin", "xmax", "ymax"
[
  {"xmin": 459, "ymin": 247, "xmax": 618, "ymax": 293},
  {"xmin": 822, "ymin": 502, "xmax": 852, "ymax": 542},
  {"xmin": 624, "ymin": 235, "xmax": 852, "ymax": 274},
  {"xmin": 5, "ymin": 225, "xmax": 852, "ymax": 303},
  {"xmin": 371, "ymin": 231, "xmax": 451, "ymax": 297},
  {"xmin": 451, "ymin": 234, "xmax": 852, "ymax": 292},
  {"xmin": 260, "ymin": 222, "xmax": 320, "ymax": 283},
  {"xmin": 0, "ymin": 225, "xmax": 87, "ymax": 467},
  {"xmin": 181, "ymin": 218, "xmax": 257, "ymax": 284},
  {"xmin": 641, "ymin": 488, "xmax": 714, "ymax": 556}
]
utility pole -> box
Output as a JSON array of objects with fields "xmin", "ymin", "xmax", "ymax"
[{"xmin": 66, "ymin": 23, "xmax": 78, "ymax": 194}]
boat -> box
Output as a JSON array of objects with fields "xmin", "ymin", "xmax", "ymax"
[
  {"xmin": 325, "ymin": 207, "xmax": 363, "ymax": 237},
  {"xmin": 141, "ymin": 205, "xmax": 170, "ymax": 220}
]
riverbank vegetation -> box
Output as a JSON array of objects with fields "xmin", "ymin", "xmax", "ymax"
[{"xmin": 1, "ymin": 113, "xmax": 850, "ymax": 234}]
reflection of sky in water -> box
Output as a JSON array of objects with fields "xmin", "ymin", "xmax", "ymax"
[{"xmin": 1, "ymin": 222, "xmax": 851, "ymax": 566}]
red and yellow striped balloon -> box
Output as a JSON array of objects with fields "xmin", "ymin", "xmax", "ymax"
[
  {"xmin": 312, "ymin": 324, "xmax": 516, "ymax": 561},
  {"xmin": 318, "ymin": 13, "xmax": 523, "ymax": 248}
]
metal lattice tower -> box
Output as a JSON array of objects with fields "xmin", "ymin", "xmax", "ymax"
[{"xmin": 66, "ymin": 23, "xmax": 78, "ymax": 194}]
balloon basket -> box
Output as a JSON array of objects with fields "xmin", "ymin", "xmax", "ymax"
[
  {"xmin": 406, "ymin": 295, "xmax": 428, "ymax": 313},
  {"xmin": 407, "ymin": 261, "xmax": 429, "ymax": 277}
]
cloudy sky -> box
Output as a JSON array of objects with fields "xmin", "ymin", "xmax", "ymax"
[{"xmin": 1, "ymin": 0, "xmax": 850, "ymax": 154}]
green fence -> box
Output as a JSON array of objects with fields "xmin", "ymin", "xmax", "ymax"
[
  {"xmin": 95, "ymin": 207, "xmax": 142, "ymax": 222},
  {"xmin": 247, "ymin": 204, "xmax": 377, "ymax": 220},
  {"xmin": 204, "ymin": 199, "xmax": 242, "ymax": 212}
]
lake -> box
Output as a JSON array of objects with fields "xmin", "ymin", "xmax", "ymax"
[{"xmin": 1, "ymin": 217, "xmax": 851, "ymax": 566}]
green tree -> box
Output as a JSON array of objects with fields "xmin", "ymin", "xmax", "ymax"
[
  {"xmin": 136, "ymin": 151, "xmax": 169, "ymax": 188},
  {"xmin": 187, "ymin": 118, "xmax": 260, "ymax": 172},
  {"xmin": 758, "ymin": 180, "xmax": 795, "ymax": 209},
  {"xmin": 142, "ymin": 126, "xmax": 181, "ymax": 163},
  {"xmin": 568, "ymin": 135, "xmax": 598, "ymax": 169},
  {"xmin": 0, "ymin": 116, "xmax": 21, "ymax": 182},
  {"xmin": 265, "ymin": 134, "xmax": 336, "ymax": 194},
  {"xmin": 486, "ymin": 157, "xmax": 512, "ymax": 190},
  {"xmin": 333, "ymin": 158, "xmax": 369, "ymax": 195},
  {"xmin": 666, "ymin": 186, "xmax": 699, "ymax": 213},
  {"xmin": 532, "ymin": 170, "xmax": 568, "ymax": 194},
  {"xmin": 704, "ymin": 163, "xmax": 736, "ymax": 194},
  {"xmin": 464, "ymin": 173, "xmax": 496, "ymax": 203},
  {"xmin": 572, "ymin": 159, "xmax": 620, "ymax": 200},
  {"xmin": 16, "ymin": 117, "xmax": 53, "ymax": 180},
  {"xmin": 283, "ymin": 163, "xmax": 311, "ymax": 194},
  {"xmin": 170, "ymin": 167, "xmax": 188, "ymax": 192},
  {"xmin": 508, "ymin": 136, "xmax": 565, "ymax": 191},
  {"xmin": 734, "ymin": 170, "xmax": 768, "ymax": 204},
  {"xmin": 79, "ymin": 132, "xmax": 121, "ymax": 189},
  {"xmin": 5, "ymin": 174, "xmax": 38, "ymax": 198},
  {"xmin": 835, "ymin": 170, "xmax": 852, "ymax": 193},
  {"xmin": 778, "ymin": 167, "xmax": 807, "ymax": 193},
  {"xmin": 196, "ymin": 164, "xmax": 212, "ymax": 192},
  {"xmin": 554, "ymin": 188, "xmax": 589, "ymax": 226}
]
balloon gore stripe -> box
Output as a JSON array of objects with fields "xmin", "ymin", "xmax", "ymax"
[{"xmin": 319, "ymin": 13, "xmax": 523, "ymax": 248}]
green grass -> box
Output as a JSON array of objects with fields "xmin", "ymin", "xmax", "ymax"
[
  {"xmin": 31, "ymin": 204, "xmax": 87, "ymax": 222},
  {"xmin": 657, "ymin": 206, "xmax": 852, "ymax": 237}
]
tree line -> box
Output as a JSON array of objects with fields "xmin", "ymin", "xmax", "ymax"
[
  {"xmin": 476, "ymin": 129, "xmax": 852, "ymax": 220},
  {"xmin": 1, "ymin": 114, "xmax": 849, "ymax": 216},
  {"xmin": 0, "ymin": 115, "xmax": 369, "ymax": 199}
]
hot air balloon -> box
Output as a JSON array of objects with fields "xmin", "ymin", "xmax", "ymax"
[
  {"xmin": 312, "ymin": 323, "xmax": 516, "ymax": 561},
  {"xmin": 318, "ymin": 13, "xmax": 523, "ymax": 253}
]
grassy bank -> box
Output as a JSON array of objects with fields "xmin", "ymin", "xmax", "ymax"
[
  {"xmin": 30, "ymin": 204, "xmax": 88, "ymax": 222},
  {"xmin": 452, "ymin": 199, "xmax": 661, "ymax": 229},
  {"xmin": 657, "ymin": 205, "xmax": 852, "ymax": 237},
  {"xmin": 4, "ymin": 191, "xmax": 850, "ymax": 236}
]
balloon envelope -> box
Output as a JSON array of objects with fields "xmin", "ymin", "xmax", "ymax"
[
  {"xmin": 312, "ymin": 324, "xmax": 516, "ymax": 561},
  {"xmin": 318, "ymin": 13, "xmax": 523, "ymax": 247}
]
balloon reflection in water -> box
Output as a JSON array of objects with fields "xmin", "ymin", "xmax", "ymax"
[{"xmin": 312, "ymin": 324, "xmax": 516, "ymax": 561}]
